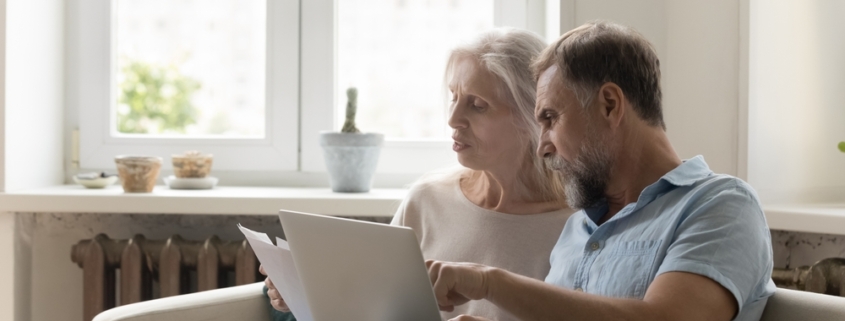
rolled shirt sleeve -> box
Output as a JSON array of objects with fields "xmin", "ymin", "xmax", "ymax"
[{"xmin": 656, "ymin": 181, "xmax": 773, "ymax": 315}]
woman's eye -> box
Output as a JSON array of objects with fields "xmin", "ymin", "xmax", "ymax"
[{"xmin": 471, "ymin": 99, "xmax": 488, "ymax": 111}]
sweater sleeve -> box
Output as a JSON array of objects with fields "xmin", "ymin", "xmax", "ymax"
[{"xmin": 390, "ymin": 197, "xmax": 407, "ymax": 226}]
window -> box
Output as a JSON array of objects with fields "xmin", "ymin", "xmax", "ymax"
[
  {"xmin": 300, "ymin": 0, "xmax": 551, "ymax": 174},
  {"xmin": 336, "ymin": 0, "xmax": 494, "ymax": 139},
  {"xmin": 75, "ymin": 0, "xmax": 551, "ymax": 178},
  {"xmin": 76, "ymin": 0, "xmax": 299, "ymax": 171},
  {"xmin": 114, "ymin": 0, "xmax": 267, "ymax": 137}
]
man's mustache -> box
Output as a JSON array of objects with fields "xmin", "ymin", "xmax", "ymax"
[{"xmin": 544, "ymin": 155, "xmax": 566, "ymax": 171}]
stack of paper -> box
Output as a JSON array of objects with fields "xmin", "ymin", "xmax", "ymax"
[{"xmin": 238, "ymin": 224, "xmax": 314, "ymax": 321}]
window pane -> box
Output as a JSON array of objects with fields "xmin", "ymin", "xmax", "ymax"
[
  {"xmin": 115, "ymin": 0, "xmax": 266, "ymax": 137},
  {"xmin": 337, "ymin": 0, "xmax": 494, "ymax": 139}
]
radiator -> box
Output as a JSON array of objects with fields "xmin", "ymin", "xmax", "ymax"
[
  {"xmin": 772, "ymin": 258, "xmax": 845, "ymax": 297},
  {"xmin": 71, "ymin": 234, "xmax": 261, "ymax": 321}
]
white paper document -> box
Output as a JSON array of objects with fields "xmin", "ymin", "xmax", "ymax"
[{"xmin": 238, "ymin": 224, "xmax": 314, "ymax": 321}]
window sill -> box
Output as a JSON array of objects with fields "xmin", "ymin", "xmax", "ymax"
[
  {"xmin": 765, "ymin": 203, "xmax": 845, "ymax": 235},
  {"xmin": 0, "ymin": 185, "xmax": 407, "ymax": 217},
  {"xmin": 10, "ymin": 188, "xmax": 836, "ymax": 233}
]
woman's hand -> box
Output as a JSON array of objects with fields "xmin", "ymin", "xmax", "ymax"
[
  {"xmin": 426, "ymin": 260, "xmax": 495, "ymax": 312},
  {"xmin": 259, "ymin": 265, "xmax": 291, "ymax": 312}
]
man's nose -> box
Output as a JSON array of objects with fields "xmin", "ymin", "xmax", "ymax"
[{"xmin": 537, "ymin": 133, "xmax": 555, "ymax": 158}]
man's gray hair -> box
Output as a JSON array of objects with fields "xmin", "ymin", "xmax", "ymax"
[
  {"xmin": 533, "ymin": 21, "xmax": 665, "ymax": 129},
  {"xmin": 444, "ymin": 28, "xmax": 566, "ymax": 205}
]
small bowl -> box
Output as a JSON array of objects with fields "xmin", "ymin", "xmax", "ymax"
[
  {"xmin": 73, "ymin": 173, "xmax": 118, "ymax": 189},
  {"xmin": 172, "ymin": 151, "xmax": 213, "ymax": 178},
  {"xmin": 115, "ymin": 155, "xmax": 163, "ymax": 193}
]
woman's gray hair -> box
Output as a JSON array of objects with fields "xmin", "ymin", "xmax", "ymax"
[{"xmin": 442, "ymin": 28, "xmax": 566, "ymax": 206}]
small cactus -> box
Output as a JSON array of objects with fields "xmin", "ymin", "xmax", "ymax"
[
  {"xmin": 341, "ymin": 87, "xmax": 360, "ymax": 133},
  {"xmin": 839, "ymin": 141, "xmax": 845, "ymax": 153}
]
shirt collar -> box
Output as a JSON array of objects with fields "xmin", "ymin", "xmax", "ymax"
[
  {"xmin": 635, "ymin": 155, "xmax": 713, "ymax": 205},
  {"xmin": 581, "ymin": 155, "xmax": 713, "ymax": 226},
  {"xmin": 657, "ymin": 155, "xmax": 713, "ymax": 187}
]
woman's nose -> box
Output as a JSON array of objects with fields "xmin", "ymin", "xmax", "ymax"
[{"xmin": 447, "ymin": 105, "xmax": 468, "ymax": 129}]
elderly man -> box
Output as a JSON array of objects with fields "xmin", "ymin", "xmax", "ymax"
[{"xmin": 426, "ymin": 21, "xmax": 775, "ymax": 321}]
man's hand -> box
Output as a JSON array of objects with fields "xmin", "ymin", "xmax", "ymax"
[
  {"xmin": 426, "ymin": 260, "xmax": 494, "ymax": 312},
  {"xmin": 259, "ymin": 265, "xmax": 290, "ymax": 312}
]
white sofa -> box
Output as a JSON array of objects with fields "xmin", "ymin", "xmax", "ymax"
[
  {"xmin": 93, "ymin": 282, "xmax": 270, "ymax": 321},
  {"xmin": 94, "ymin": 283, "xmax": 845, "ymax": 321},
  {"xmin": 759, "ymin": 288, "xmax": 845, "ymax": 321}
]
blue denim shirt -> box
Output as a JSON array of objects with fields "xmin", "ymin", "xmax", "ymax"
[{"xmin": 545, "ymin": 156, "xmax": 775, "ymax": 321}]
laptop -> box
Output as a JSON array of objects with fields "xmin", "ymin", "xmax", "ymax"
[{"xmin": 278, "ymin": 210, "xmax": 442, "ymax": 321}]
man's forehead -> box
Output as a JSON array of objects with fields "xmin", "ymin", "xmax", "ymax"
[
  {"xmin": 538, "ymin": 65, "xmax": 559, "ymax": 89},
  {"xmin": 536, "ymin": 65, "xmax": 560, "ymax": 113}
]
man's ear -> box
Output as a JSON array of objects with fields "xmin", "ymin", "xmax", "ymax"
[{"xmin": 596, "ymin": 83, "xmax": 626, "ymax": 129}]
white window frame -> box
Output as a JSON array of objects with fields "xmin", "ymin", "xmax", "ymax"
[
  {"xmin": 75, "ymin": 0, "xmax": 300, "ymax": 172},
  {"xmin": 300, "ymin": 0, "xmax": 550, "ymax": 174},
  {"xmin": 74, "ymin": 0, "xmax": 552, "ymax": 177}
]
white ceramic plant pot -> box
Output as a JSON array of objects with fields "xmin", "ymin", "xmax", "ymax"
[{"xmin": 319, "ymin": 132, "xmax": 384, "ymax": 193}]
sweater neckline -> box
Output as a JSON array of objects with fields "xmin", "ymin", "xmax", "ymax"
[{"xmin": 451, "ymin": 177, "xmax": 575, "ymax": 221}]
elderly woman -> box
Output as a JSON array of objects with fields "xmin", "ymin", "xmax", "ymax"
[{"xmin": 262, "ymin": 28, "xmax": 573, "ymax": 321}]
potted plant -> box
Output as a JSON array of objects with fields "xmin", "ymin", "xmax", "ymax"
[
  {"xmin": 319, "ymin": 87, "xmax": 384, "ymax": 192},
  {"xmin": 839, "ymin": 141, "xmax": 845, "ymax": 153}
]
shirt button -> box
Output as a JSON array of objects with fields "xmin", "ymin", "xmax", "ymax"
[
  {"xmin": 575, "ymin": 287, "xmax": 583, "ymax": 292},
  {"xmin": 590, "ymin": 242, "xmax": 600, "ymax": 251}
]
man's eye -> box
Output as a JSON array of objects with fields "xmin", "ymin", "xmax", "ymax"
[{"xmin": 543, "ymin": 111, "xmax": 558, "ymax": 124}]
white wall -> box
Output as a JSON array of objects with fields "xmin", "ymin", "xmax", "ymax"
[
  {"xmin": 663, "ymin": 1, "xmax": 742, "ymax": 176},
  {"xmin": 0, "ymin": 0, "xmax": 10, "ymax": 318},
  {"xmin": 559, "ymin": 0, "xmax": 744, "ymax": 176},
  {"xmin": 0, "ymin": 213, "xmax": 32, "ymax": 321},
  {"xmin": 1, "ymin": 1, "xmax": 65, "ymax": 320},
  {"xmin": 747, "ymin": 0, "xmax": 845, "ymax": 204},
  {"xmin": 14, "ymin": 213, "xmax": 32, "ymax": 321},
  {"xmin": 0, "ymin": 214, "xmax": 15, "ymax": 321},
  {"xmin": 0, "ymin": 0, "xmax": 5, "ymax": 193},
  {"xmin": 4, "ymin": 0, "xmax": 64, "ymax": 192}
]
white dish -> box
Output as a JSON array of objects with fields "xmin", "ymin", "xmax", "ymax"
[
  {"xmin": 164, "ymin": 175, "xmax": 218, "ymax": 190},
  {"xmin": 73, "ymin": 174, "xmax": 119, "ymax": 189}
]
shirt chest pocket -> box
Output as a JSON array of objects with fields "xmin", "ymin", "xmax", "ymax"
[{"xmin": 592, "ymin": 240, "xmax": 662, "ymax": 299}]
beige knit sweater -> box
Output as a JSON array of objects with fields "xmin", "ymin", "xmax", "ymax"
[{"xmin": 392, "ymin": 176, "xmax": 574, "ymax": 321}]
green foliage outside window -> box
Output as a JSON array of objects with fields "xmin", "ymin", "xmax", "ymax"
[{"xmin": 117, "ymin": 61, "xmax": 201, "ymax": 134}]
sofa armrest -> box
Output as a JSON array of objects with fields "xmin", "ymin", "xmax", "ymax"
[
  {"xmin": 94, "ymin": 282, "xmax": 270, "ymax": 321},
  {"xmin": 760, "ymin": 288, "xmax": 845, "ymax": 321}
]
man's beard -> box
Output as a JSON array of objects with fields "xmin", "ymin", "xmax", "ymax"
[{"xmin": 544, "ymin": 135, "xmax": 612, "ymax": 210}]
